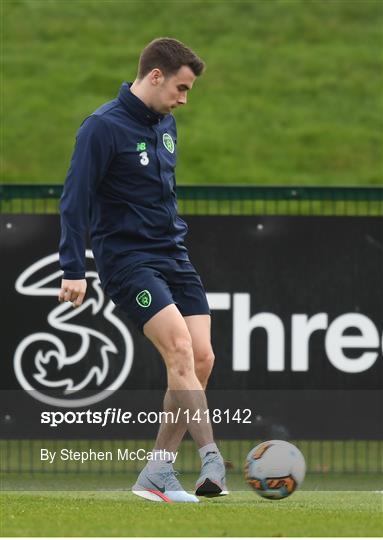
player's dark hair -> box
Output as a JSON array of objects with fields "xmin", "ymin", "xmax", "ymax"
[{"xmin": 137, "ymin": 37, "xmax": 205, "ymax": 79}]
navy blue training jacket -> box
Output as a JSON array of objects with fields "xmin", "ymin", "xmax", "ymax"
[{"xmin": 59, "ymin": 82, "xmax": 189, "ymax": 288}]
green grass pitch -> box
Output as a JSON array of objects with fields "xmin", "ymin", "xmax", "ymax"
[
  {"xmin": 2, "ymin": 440, "xmax": 382, "ymax": 536},
  {"xmin": 1, "ymin": 471, "xmax": 382, "ymax": 536},
  {"xmin": 1, "ymin": 489, "xmax": 382, "ymax": 537}
]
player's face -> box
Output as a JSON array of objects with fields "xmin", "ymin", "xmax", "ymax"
[{"xmin": 153, "ymin": 66, "xmax": 196, "ymax": 114}]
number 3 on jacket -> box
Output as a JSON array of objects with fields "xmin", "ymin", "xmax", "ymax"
[{"xmin": 139, "ymin": 151, "xmax": 149, "ymax": 166}]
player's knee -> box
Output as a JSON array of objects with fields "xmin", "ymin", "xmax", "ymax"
[
  {"xmin": 195, "ymin": 349, "xmax": 215, "ymax": 387},
  {"xmin": 164, "ymin": 335, "xmax": 193, "ymax": 363},
  {"xmin": 167, "ymin": 341, "xmax": 195, "ymax": 381}
]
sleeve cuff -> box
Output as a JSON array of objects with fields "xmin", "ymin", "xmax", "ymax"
[{"xmin": 62, "ymin": 271, "xmax": 86, "ymax": 280}]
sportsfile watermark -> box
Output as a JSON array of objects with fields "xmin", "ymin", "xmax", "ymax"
[
  {"xmin": 2, "ymin": 390, "xmax": 382, "ymax": 492},
  {"xmin": 41, "ymin": 407, "xmax": 255, "ymax": 428},
  {"xmin": 3, "ymin": 389, "xmax": 381, "ymax": 439}
]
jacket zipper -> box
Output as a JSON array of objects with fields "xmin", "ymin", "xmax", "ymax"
[{"xmin": 152, "ymin": 125, "xmax": 173, "ymax": 231}]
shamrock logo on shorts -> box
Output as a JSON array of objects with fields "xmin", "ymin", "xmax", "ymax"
[{"xmin": 136, "ymin": 290, "xmax": 152, "ymax": 308}]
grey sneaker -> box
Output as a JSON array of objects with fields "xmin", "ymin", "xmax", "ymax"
[
  {"xmin": 195, "ymin": 451, "xmax": 229, "ymax": 496},
  {"xmin": 132, "ymin": 464, "xmax": 199, "ymax": 503}
]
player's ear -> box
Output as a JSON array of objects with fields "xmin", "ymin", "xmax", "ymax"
[{"xmin": 149, "ymin": 68, "xmax": 164, "ymax": 86}]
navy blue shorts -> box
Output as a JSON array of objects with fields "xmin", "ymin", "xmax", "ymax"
[{"xmin": 105, "ymin": 259, "xmax": 210, "ymax": 332}]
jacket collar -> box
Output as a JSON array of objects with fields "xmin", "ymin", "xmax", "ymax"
[{"xmin": 118, "ymin": 82, "xmax": 165, "ymax": 125}]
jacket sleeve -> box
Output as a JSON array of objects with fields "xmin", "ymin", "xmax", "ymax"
[{"xmin": 59, "ymin": 115, "xmax": 114, "ymax": 280}]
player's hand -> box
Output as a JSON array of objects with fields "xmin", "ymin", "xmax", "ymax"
[{"xmin": 58, "ymin": 279, "xmax": 87, "ymax": 308}]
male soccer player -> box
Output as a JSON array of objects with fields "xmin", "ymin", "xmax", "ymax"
[{"xmin": 58, "ymin": 38, "xmax": 227, "ymax": 503}]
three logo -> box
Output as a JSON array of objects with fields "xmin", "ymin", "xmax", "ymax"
[{"xmin": 13, "ymin": 252, "xmax": 134, "ymax": 407}]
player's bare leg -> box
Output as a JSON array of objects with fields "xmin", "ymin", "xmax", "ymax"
[
  {"xmin": 152, "ymin": 314, "xmax": 214, "ymax": 453},
  {"xmin": 184, "ymin": 315, "xmax": 227, "ymax": 495},
  {"xmin": 143, "ymin": 305, "xmax": 214, "ymax": 447}
]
